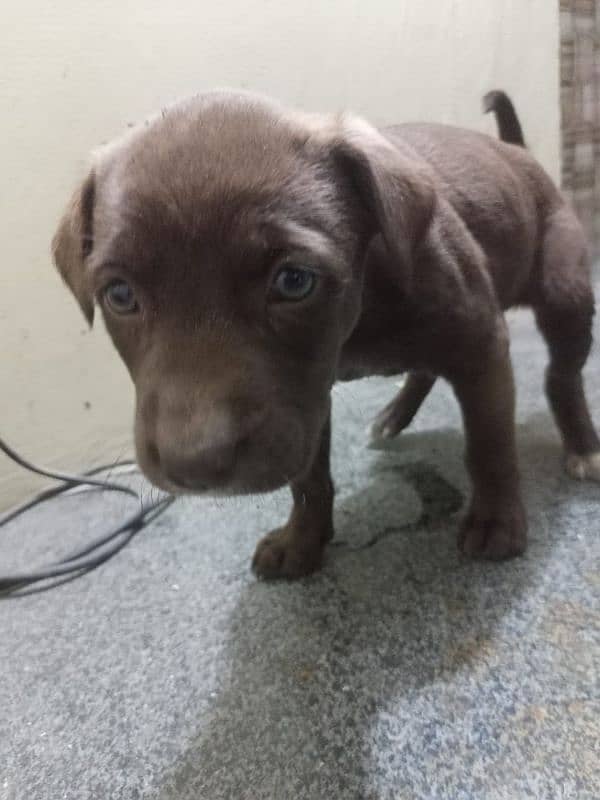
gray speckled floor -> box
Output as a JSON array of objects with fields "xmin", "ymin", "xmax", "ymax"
[{"xmin": 2, "ymin": 307, "xmax": 599, "ymax": 800}]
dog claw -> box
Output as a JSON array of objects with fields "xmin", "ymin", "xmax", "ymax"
[
  {"xmin": 369, "ymin": 421, "xmax": 395, "ymax": 441},
  {"xmin": 370, "ymin": 408, "xmax": 410, "ymax": 442},
  {"xmin": 459, "ymin": 501, "xmax": 527, "ymax": 561},
  {"xmin": 565, "ymin": 452, "xmax": 600, "ymax": 482},
  {"xmin": 252, "ymin": 526, "xmax": 324, "ymax": 580}
]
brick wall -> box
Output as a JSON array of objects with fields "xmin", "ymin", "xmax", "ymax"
[{"xmin": 560, "ymin": 0, "xmax": 600, "ymax": 253}]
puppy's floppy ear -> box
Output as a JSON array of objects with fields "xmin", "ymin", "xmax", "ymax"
[
  {"xmin": 331, "ymin": 116, "xmax": 435, "ymax": 273},
  {"xmin": 52, "ymin": 171, "xmax": 96, "ymax": 325}
]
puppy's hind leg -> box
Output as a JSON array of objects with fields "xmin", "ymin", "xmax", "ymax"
[
  {"xmin": 534, "ymin": 207, "xmax": 600, "ymax": 481},
  {"xmin": 371, "ymin": 370, "xmax": 436, "ymax": 440}
]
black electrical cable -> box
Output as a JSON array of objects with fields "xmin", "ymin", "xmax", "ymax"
[{"xmin": 0, "ymin": 436, "xmax": 175, "ymax": 597}]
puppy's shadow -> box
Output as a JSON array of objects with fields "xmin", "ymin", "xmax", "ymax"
[{"xmin": 156, "ymin": 426, "xmax": 566, "ymax": 800}]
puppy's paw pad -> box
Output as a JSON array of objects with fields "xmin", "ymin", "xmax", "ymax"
[
  {"xmin": 459, "ymin": 511, "xmax": 527, "ymax": 561},
  {"xmin": 251, "ymin": 527, "xmax": 321, "ymax": 580},
  {"xmin": 565, "ymin": 452, "xmax": 600, "ymax": 482}
]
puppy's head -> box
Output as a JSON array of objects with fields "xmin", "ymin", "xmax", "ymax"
[{"xmin": 53, "ymin": 92, "xmax": 433, "ymax": 494}]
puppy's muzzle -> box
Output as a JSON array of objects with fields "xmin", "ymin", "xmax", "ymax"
[{"xmin": 151, "ymin": 405, "xmax": 267, "ymax": 492}]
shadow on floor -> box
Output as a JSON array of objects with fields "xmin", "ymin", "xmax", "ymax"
[{"xmin": 153, "ymin": 425, "xmax": 567, "ymax": 799}]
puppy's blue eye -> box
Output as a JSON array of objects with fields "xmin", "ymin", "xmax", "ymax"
[
  {"xmin": 104, "ymin": 280, "xmax": 139, "ymax": 314},
  {"xmin": 272, "ymin": 265, "xmax": 316, "ymax": 301}
]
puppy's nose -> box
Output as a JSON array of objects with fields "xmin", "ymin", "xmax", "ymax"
[
  {"xmin": 159, "ymin": 407, "xmax": 258, "ymax": 491},
  {"xmin": 163, "ymin": 440, "xmax": 236, "ymax": 490}
]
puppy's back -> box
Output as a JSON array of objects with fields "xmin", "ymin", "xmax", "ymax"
[{"xmin": 383, "ymin": 122, "xmax": 563, "ymax": 306}]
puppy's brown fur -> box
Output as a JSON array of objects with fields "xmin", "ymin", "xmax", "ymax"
[{"xmin": 52, "ymin": 90, "xmax": 600, "ymax": 578}]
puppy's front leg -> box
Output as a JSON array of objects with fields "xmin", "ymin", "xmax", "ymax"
[
  {"xmin": 252, "ymin": 414, "xmax": 334, "ymax": 579},
  {"xmin": 453, "ymin": 330, "xmax": 527, "ymax": 560}
]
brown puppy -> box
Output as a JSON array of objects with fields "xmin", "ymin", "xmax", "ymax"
[{"xmin": 52, "ymin": 90, "xmax": 600, "ymax": 578}]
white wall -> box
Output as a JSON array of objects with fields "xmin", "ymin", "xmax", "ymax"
[{"xmin": 1, "ymin": 1, "xmax": 559, "ymax": 509}]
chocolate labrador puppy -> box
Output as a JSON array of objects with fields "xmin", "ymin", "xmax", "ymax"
[{"xmin": 52, "ymin": 89, "xmax": 600, "ymax": 578}]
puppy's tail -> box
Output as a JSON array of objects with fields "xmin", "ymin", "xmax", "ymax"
[{"xmin": 482, "ymin": 90, "xmax": 525, "ymax": 147}]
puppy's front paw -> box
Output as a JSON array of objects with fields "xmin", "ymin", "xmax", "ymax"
[
  {"xmin": 565, "ymin": 451, "xmax": 600, "ymax": 482},
  {"xmin": 458, "ymin": 502, "xmax": 527, "ymax": 561},
  {"xmin": 252, "ymin": 526, "xmax": 325, "ymax": 580}
]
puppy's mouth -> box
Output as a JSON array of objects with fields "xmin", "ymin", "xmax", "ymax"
[{"xmin": 151, "ymin": 469, "xmax": 294, "ymax": 498}]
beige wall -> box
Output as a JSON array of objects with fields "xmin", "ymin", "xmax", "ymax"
[{"xmin": 1, "ymin": 1, "xmax": 559, "ymax": 509}]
